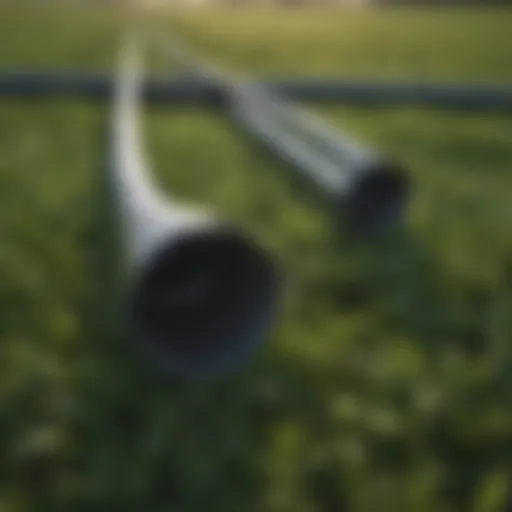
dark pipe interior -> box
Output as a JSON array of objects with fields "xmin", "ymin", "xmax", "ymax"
[
  {"xmin": 131, "ymin": 228, "xmax": 278, "ymax": 376},
  {"xmin": 346, "ymin": 164, "xmax": 409, "ymax": 235}
]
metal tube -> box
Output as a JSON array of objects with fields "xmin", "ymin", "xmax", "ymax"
[
  {"xmin": 151, "ymin": 34, "xmax": 409, "ymax": 234},
  {"xmin": 110, "ymin": 39, "xmax": 279, "ymax": 378}
]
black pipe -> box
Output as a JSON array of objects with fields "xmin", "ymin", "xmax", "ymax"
[{"xmin": 1, "ymin": 71, "xmax": 512, "ymax": 110}]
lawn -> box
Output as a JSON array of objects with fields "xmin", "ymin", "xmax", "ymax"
[{"xmin": 0, "ymin": 5, "xmax": 512, "ymax": 512}]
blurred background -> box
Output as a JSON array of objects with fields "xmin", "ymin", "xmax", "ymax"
[{"xmin": 1, "ymin": 2, "xmax": 512, "ymax": 511}]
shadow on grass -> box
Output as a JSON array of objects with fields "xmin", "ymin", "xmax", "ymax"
[
  {"xmin": 229, "ymin": 116, "xmax": 496, "ymax": 359},
  {"xmin": 225, "ymin": 121, "xmax": 511, "ymax": 508}
]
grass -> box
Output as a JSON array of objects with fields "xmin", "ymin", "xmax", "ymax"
[{"xmin": 1, "ymin": 5, "xmax": 512, "ymax": 512}]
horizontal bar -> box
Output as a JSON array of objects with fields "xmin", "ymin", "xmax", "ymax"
[{"xmin": 1, "ymin": 71, "xmax": 512, "ymax": 110}]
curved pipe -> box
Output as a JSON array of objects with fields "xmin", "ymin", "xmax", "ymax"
[{"xmin": 110, "ymin": 40, "xmax": 279, "ymax": 377}]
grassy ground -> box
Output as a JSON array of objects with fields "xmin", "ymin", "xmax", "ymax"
[{"xmin": 1, "ymin": 5, "xmax": 512, "ymax": 512}]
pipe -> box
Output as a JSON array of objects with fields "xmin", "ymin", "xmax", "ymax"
[
  {"xmin": 151, "ymin": 34, "xmax": 409, "ymax": 234},
  {"xmin": 109, "ymin": 39, "xmax": 279, "ymax": 378}
]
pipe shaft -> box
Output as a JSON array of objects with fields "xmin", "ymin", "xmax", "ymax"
[{"xmin": 111, "ymin": 40, "xmax": 212, "ymax": 266}]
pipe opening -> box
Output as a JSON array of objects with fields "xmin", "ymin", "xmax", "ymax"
[
  {"xmin": 346, "ymin": 164, "xmax": 409, "ymax": 235},
  {"xmin": 131, "ymin": 228, "xmax": 278, "ymax": 376}
]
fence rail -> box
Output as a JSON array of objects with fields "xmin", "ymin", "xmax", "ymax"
[{"xmin": 2, "ymin": 71, "xmax": 512, "ymax": 110}]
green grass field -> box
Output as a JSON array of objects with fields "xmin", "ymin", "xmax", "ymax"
[{"xmin": 1, "ymin": 5, "xmax": 512, "ymax": 511}]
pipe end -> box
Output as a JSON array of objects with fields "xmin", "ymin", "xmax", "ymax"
[
  {"xmin": 131, "ymin": 227, "xmax": 279, "ymax": 378},
  {"xmin": 345, "ymin": 163, "xmax": 409, "ymax": 235}
]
